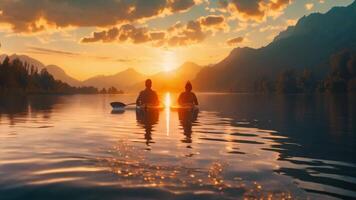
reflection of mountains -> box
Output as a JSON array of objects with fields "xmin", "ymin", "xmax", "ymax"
[
  {"xmin": 199, "ymin": 94, "xmax": 356, "ymax": 199},
  {"xmin": 0, "ymin": 96, "xmax": 63, "ymax": 125}
]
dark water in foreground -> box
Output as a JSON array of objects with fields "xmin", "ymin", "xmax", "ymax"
[{"xmin": 0, "ymin": 94, "xmax": 355, "ymax": 200}]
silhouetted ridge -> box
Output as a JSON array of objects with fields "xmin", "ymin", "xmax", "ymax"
[
  {"xmin": 0, "ymin": 56, "xmax": 98, "ymax": 95},
  {"xmin": 193, "ymin": 2, "xmax": 356, "ymax": 92},
  {"xmin": 0, "ymin": 54, "xmax": 81, "ymax": 86},
  {"xmin": 82, "ymin": 67, "xmax": 146, "ymax": 90},
  {"xmin": 130, "ymin": 62, "xmax": 202, "ymax": 92},
  {"xmin": 45, "ymin": 65, "xmax": 81, "ymax": 86}
]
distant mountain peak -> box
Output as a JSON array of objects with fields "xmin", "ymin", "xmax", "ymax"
[
  {"xmin": 181, "ymin": 61, "xmax": 198, "ymax": 66},
  {"xmin": 130, "ymin": 62, "xmax": 203, "ymax": 92},
  {"xmin": 230, "ymin": 47, "xmax": 256, "ymax": 54},
  {"xmin": 1, "ymin": 54, "xmax": 46, "ymax": 69},
  {"xmin": 176, "ymin": 62, "xmax": 202, "ymax": 73},
  {"xmin": 179, "ymin": 62, "xmax": 201, "ymax": 69},
  {"xmin": 274, "ymin": 1, "xmax": 356, "ymax": 42},
  {"xmin": 82, "ymin": 67, "xmax": 145, "ymax": 89},
  {"xmin": 112, "ymin": 67, "xmax": 143, "ymax": 77},
  {"xmin": 45, "ymin": 65, "xmax": 67, "ymax": 75},
  {"xmin": 351, "ymin": 0, "xmax": 356, "ymax": 7},
  {"xmin": 121, "ymin": 67, "xmax": 139, "ymax": 74},
  {"xmin": 125, "ymin": 67, "xmax": 137, "ymax": 72},
  {"xmin": 45, "ymin": 65, "xmax": 81, "ymax": 86}
]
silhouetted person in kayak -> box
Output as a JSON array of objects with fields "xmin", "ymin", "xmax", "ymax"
[
  {"xmin": 178, "ymin": 81, "xmax": 198, "ymax": 106},
  {"xmin": 136, "ymin": 79, "xmax": 159, "ymax": 106}
]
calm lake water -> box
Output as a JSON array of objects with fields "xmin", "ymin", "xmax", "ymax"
[{"xmin": 0, "ymin": 93, "xmax": 355, "ymax": 200}]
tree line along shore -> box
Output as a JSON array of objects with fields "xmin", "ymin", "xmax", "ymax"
[
  {"xmin": 253, "ymin": 50, "xmax": 356, "ymax": 94},
  {"xmin": 0, "ymin": 57, "xmax": 123, "ymax": 96}
]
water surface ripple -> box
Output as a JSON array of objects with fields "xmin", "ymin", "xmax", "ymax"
[{"xmin": 0, "ymin": 94, "xmax": 355, "ymax": 200}]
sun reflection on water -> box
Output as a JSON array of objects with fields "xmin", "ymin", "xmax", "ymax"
[
  {"xmin": 164, "ymin": 92, "xmax": 171, "ymax": 108},
  {"xmin": 165, "ymin": 92, "xmax": 171, "ymax": 136},
  {"xmin": 2, "ymin": 94, "xmax": 352, "ymax": 199}
]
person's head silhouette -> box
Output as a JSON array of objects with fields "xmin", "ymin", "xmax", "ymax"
[
  {"xmin": 145, "ymin": 79, "xmax": 152, "ymax": 89},
  {"xmin": 185, "ymin": 81, "xmax": 192, "ymax": 92}
]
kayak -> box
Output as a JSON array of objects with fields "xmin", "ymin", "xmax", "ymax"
[
  {"xmin": 110, "ymin": 102, "xmax": 135, "ymax": 111},
  {"xmin": 111, "ymin": 103, "xmax": 198, "ymax": 112},
  {"xmin": 112, "ymin": 106, "xmax": 125, "ymax": 112},
  {"xmin": 170, "ymin": 105, "xmax": 199, "ymax": 111},
  {"xmin": 110, "ymin": 102, "xmax": 126, "ymax": 108},
  {"xmin": 136, "ymin": 105, "xmax": 164, "ymax": 111}
]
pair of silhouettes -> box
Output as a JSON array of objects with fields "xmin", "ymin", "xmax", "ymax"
[{"xmin": 136, "ymin": 79, "xmax": 198, "ymax": 106}]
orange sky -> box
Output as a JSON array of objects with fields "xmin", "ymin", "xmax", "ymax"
[{"xmin": 0, "ymin": 0, "xmax": 353, "ymax": 80}]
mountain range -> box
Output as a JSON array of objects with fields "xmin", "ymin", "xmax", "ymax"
[
  {"xmin": 131, "ymin": 62, "xmax": 202, "ymax": 92},
  {"xmin": 1, "ymin": 1, "xmax": 355, "ymax": 93},
  {"xmin": 82, "ymin": 68, "xmax": 146, "ymax": 90},
  {"xmin": 193, "ymin": 1, "xmax": 356, "ymax": 92},
  {"xmin": 0, "ymin": 54, "xmax": 202, "ymax": 91}
]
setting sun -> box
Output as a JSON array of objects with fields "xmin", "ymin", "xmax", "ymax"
[{"xmin": 162, "ymin": 51, "xmax": 178, "ymax": 72}]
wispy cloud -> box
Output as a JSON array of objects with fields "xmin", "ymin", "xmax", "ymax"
[
  {"xmin": 27, "ymin": 46, "xmax": 80, "ymax": 56},
  {"xmin": 116, "ymin": 58, "xmax": 140, "ymax": 63},
  {"xmin": 226, "ymin": 36, "xmax": 244, "ymax": 46},
  {"xmin": 25, "ymin": 46, "xmax": 140, "ymax": 63}
]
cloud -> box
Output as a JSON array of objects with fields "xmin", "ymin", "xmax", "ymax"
[
  {"xmin": 26, "ymin": 46, "xmax": 80, "ymax": 56},
  {"xmin": 166, "ymin": 15, "xmax": 228, "ymax": 46},
  {"xmin": 81, "ymin": 15, "xmax": 228, "ymax": 47},
  {"xmin": 25, "ymin": 46, "xmax": 138, "ymax": 62},
  {"xmin": 167, "ymin": 20, "xmax": 207, "ymax": 46},
  {"xmin": 169, "ymin": 0, "xmax": 198, "ymax": 12},
  {"xmin": 200, "ymin": 15, "xmax": 224, "ymax": 26},
  {"xmin": 198, "ymin": 15, "xmax": 229, "ymax": 31},
  {"xmin": 269, "ymin": 0, "xmax": 291, "ymax": 11},
  {"xmin": 286, "ymin": 19, "xmax": 297, "ymax": 26},
  {"xmin": 0, "ymin": 0, "xmax": 199, "ymax": 33},
  {"xmin": 150, "ymin": 32, "xmax": 166, "ymax": 40},
  {"xmin": 217, "ymin": 0, "xmax": 292, "ymax": 21},
  {"xmin": 116, "ymin": 58, "xmax": 141, "ymax": 63},
  {"xmin": 81, "ymin": 25, "xmax": 162, "ymax": 44},
  {"xmin": 305, "ymin": 3, "xmax": 314, "ymax": 10},
  {"xmin": 226, "ymin": 36, "xmax": 244, "ymax": 46}
]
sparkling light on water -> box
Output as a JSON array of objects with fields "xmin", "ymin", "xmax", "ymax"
[
  {"xmin": 165, "ymin": 92, "xmax": 171, "ymax": 136},
  {"xmin": 0, "ymin": 94, "xmax": 355, "ymax": 200}
]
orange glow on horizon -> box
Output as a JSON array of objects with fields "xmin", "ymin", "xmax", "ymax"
[
  {"xmin": 162, "ymin": 51, "xmax": 178, "ymax": 72},
  {"xmin": 164, "ymin": 92, "xmax": 171, "ymax": 108}
]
